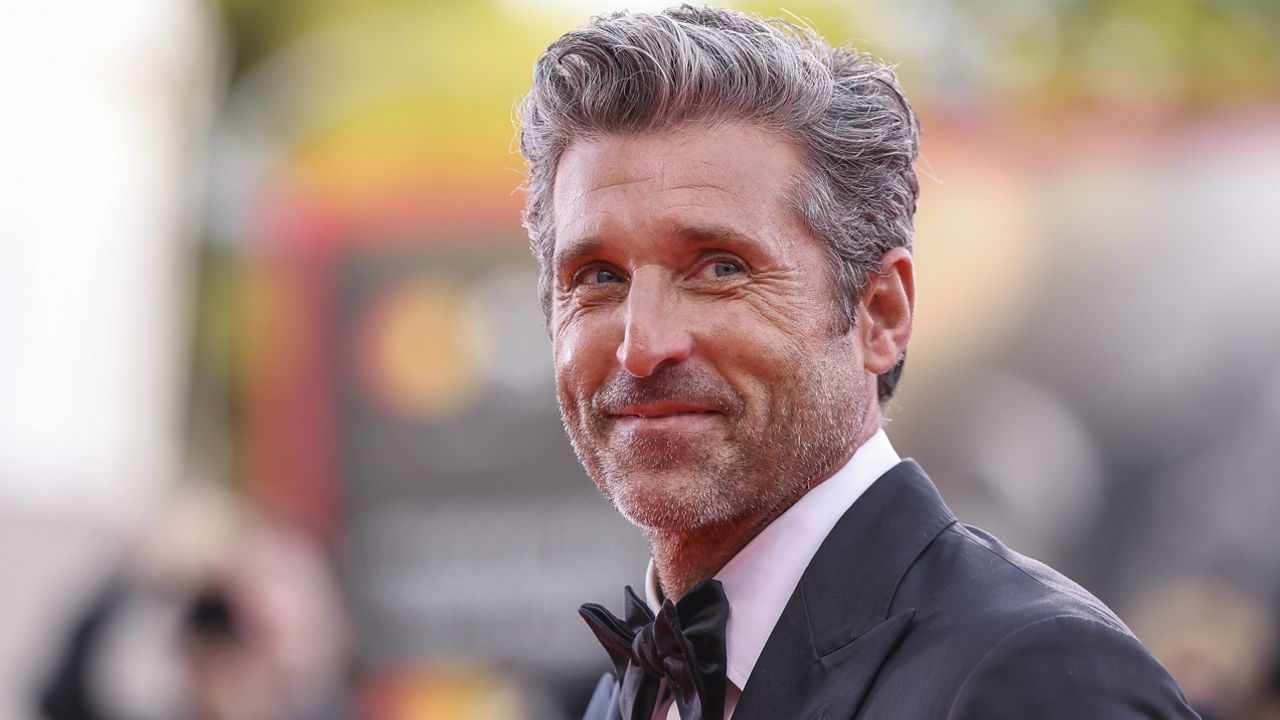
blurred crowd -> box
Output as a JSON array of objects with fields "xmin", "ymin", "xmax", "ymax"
[
  {"xmin": 38, "ymin": 486, "xmax": 350, "ymax": 720},
  {"xmin": 34, "ymin": 486, "xmax": 545, "ymax": 720}
]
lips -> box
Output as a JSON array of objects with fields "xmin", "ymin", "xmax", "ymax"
[
  {"xmin": 609, "ymin": 407, "xmax": 722, "ymax": 436},
  {"xmin": 611, "ymin": 402, "xmax": 720, "ymax": 419}
]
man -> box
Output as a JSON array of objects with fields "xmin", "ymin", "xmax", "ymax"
[{"xmin": 518, "ymin": 6, "xmax": 1197, "ymax": 719}]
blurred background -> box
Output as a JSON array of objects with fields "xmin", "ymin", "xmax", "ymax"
[{"xmin": 1, "ymin": 0, "xmax": 1278, "ymax": 718}]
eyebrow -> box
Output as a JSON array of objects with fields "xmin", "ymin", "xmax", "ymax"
[
  {"xmin": 552, "ymin": 237, "xmax": 606, "ymax": 276},
  {"xmin": 673, "ymin": 223, "xmax": 758, "ymax": 246},
  {"xmin": 553, "ymin": 223, "xmax": 761, "ymax": 273}
]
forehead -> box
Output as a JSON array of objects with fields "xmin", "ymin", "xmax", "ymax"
[{"xmin": 551, "ymin": 124, "xmax": 807, "ymax": 254}]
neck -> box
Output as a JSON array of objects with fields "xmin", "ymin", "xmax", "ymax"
[{"xmin": 645, "ymin": 508, "xmax": 779, "ymax": 601}]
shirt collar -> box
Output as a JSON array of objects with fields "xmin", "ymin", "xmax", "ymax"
[{"xmin": 644, "ymin": 429, "xmax": 900, "ymax": 690}]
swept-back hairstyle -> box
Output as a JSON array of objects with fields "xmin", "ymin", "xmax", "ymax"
[{"xmin": 518, "ymin": 5, "xmax": 920, "ymax": 401}]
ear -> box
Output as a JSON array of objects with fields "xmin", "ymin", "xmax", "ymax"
[{"xmin": 858, "ymin": 247, "xmax": 915, "ymax": 375}]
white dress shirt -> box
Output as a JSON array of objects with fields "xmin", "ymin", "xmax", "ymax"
[{"xmin": 644, "ymin": 429, "xmax": 901, "ymax": 720}]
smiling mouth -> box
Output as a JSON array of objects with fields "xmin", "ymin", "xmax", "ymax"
[
  {"xmin": 611, "ymin": 404, "xmax": 720, "ymax": 419},
  {"xmin": 621, "ymin": 411, "xmax": 717, "ymax": 420},
  {"xmin": 607, "ymin": 407, "xmax": 723, "ymax": 435}
]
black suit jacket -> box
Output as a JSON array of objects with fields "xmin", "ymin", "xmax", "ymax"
[{"xmin": 582, "ymin": 460, "xmax": 1198, "ymax": 719}]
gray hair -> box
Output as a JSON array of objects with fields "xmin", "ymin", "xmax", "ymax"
[{"xmin": 518, "ymin": 5, "xmax": 921, "ymax": 402}]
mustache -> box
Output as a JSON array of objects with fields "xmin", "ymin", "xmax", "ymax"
[{"xmin": 593, "ymin": 364, "xmax": 741, "ymax": 415}]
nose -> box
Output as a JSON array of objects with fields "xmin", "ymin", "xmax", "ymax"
[{"xmin": 616, "ymin": 269, "xmax": 694, "ymax": 377}]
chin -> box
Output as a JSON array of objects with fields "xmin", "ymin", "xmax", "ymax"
[
  {"xmin": 602, "ymin": 467, "xmax": 744, "ymax": 532},
  {"xmin": 614, "ymin": 496, "xmax": 734, "ymax": 532}
]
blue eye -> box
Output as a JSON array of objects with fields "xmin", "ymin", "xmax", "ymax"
[
  {"xmin": 713, "ymin": 261, "xmax": 742, "ymax": 278},
  {"xmin": 584, "ymin": 268, "xmax": 625, "ymax": 284}
]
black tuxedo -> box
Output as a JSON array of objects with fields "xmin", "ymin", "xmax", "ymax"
[{"xmin": 582, "ymin": 460, "xmax": 1198, "ymax": 719}]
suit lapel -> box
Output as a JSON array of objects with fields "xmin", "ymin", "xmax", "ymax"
[{"xmin": 732, "ymin": 461, "xmax": 956, "ymax": 719}]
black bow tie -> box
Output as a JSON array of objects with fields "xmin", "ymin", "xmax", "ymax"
[{"xmin": 580, "ymin": 579, "xmax": 730, "ymax": 720}]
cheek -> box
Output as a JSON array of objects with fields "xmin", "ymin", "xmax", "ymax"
[
  {"xmin": 694, "ymin": 316, "xmax": 789, "ymax": 399},
  {"xmin": 697, "ymin": 304, "xmax": 843, "ymax": 411},
  {"xmin": 552, "ymin": 319, "xmax": 616, "ymax": 402},
  {"xmin": 702, "ymin": 301, "xmax": 814, "ymax": 364},
  {"xmin": 552, "ymin": 345, "xmax": 584, "ymax": 409}
]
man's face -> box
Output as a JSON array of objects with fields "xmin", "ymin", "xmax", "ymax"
[{"xmin": 549, "ymin": 123, "xmax": 872, "ymax": 531}]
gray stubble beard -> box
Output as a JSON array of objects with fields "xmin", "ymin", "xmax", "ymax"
[{"xmin": 557, "ymin": 341, "xmax": 868, "ymax": 533}]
